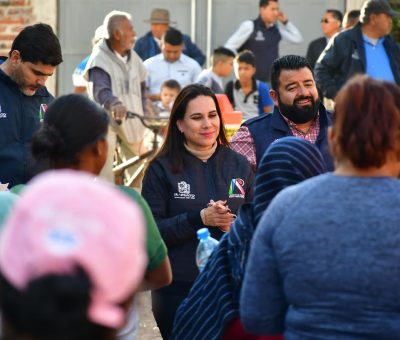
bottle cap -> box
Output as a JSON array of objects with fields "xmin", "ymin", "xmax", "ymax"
[{"xmin": 197, "ymin": 228, "xmax": 210, "ymax": 240}]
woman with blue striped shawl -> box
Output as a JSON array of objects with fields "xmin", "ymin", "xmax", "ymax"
[{"xmin": 171, "ymin": 136, "xmax": 327, "ymax": 339}]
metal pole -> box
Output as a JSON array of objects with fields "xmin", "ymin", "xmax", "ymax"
[
  {"xmin": 191, "ymin": 0, "xmax": 196, "ymax": 42},
  {"xmin": 206, "ymin": 0, "xmax": 212, "ymax": 68}
]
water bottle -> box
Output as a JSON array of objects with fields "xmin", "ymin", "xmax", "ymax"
[{"xmin": 196, "ymin": 228, "xmax": 219, "ymax": 271}]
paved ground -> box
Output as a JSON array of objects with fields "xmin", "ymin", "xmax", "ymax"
[{"xmin": 137, "ymin": 291, "xmax": 163, "ymax": 339}]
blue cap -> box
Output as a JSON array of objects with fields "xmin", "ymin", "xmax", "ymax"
[{"xmin": 197, "ymin": 228, "xmax": 210, "ymax": 240}]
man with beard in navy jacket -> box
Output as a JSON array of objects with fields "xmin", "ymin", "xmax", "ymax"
[
  {"xmin": 0, "ymin": 23, "xmax": 62, "ymax": 188},
  {"xmin": 231, "ymin": 55, "xmax": 334, "ymax": 172}
]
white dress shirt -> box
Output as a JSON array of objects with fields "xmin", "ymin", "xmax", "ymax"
[{"xmin": 144, "ymin": 53, "xmax": 202, "ymax": 95}]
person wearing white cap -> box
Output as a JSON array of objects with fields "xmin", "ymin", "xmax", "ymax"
[
  {"xmin": 0, "ymin": 170, "xmax": 147, "ymax": 339},
  {"xmin": 134, "ymin": 8, "xmax": 205, "ymax": 66}
]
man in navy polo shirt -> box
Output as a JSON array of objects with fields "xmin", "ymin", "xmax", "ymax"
[
  {"xmin": 0, "ymin": 24, "xmax": 62, "ymax": 188},
  {"xmin": 315, "ymin": 0, "xmax": 400, "ymax": 100},
  {"xmin": 224, "ymin": 0, "xmax": 303, "ymax": 83}
]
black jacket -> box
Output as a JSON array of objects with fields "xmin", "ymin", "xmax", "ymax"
[
  {"xmin": 142, "ymin": 145, "xmax": 254, "ymax": 283},
  {"xmin": 315, "ymin": 23, "xmax": 400, "ymax": 99},
  {"xmin": 306, "ymin": 36, "xmax": 327, "ymax": 69},
  {"xmin": 0, "ymin": 59, "xmax": 53, "ymax": 187}
]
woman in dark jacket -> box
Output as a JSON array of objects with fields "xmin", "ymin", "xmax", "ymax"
[
  {"xmin": 171, "ymin": 137, "xmax": 327, "ymax": 340},
  {"xmin": 142, "ymin": 84, "xmax": 253, "ymax": 339}
]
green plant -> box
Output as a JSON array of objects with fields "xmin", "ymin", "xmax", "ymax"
[{"xmin": 390, "ymin": 1, "xmax": 400, "ymax": 42}]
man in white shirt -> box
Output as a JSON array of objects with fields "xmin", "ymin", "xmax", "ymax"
[
  {"xmin": 225, "ymin": 0, "xmax": 303, "ymax": 83},
  {"xmin": 144, "ymin": 28, "xmax": 201, "ymax": 101}
]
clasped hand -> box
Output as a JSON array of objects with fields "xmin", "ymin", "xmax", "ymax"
[{"xmin": 202, "ymin": 200, "xmax": 235, "ymax": 232}]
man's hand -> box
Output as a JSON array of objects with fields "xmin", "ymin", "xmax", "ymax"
[
  {"xmin": 110, "ymin": 103, "xmax": 127, "ymax": 123},
  {"xmin": 277, "ymin": 11, "xmax": 288, "ymax": 25}
]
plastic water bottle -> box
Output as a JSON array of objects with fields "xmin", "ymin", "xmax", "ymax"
[{"xmin": 196, "ymin": 228, "xmax": 219, "ymax": 271}]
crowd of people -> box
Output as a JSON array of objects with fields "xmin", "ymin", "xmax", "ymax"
[{"xmin": 0, "ymin": 0, "xmax": 400, "ymax": 339}]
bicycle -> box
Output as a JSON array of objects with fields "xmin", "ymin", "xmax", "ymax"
[{"xmin": 112, "ymin": 111, "xmax": 169, "ymax": 187}]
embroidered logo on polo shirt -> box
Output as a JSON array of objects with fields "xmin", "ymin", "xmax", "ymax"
[
  {"xmin": 174, "ymin": 181, "xmax": 195, "ymax": 199},
  {"xmin": 0, "ymin": 105, "xmax": 6, "ymax": 118},
  {"xmin": 255, "ymin": 30, "xmax": 265, "ymax": 41},
  {"xmin": 228, "ymin": 178, "xmax": 245, "ymax": 198},
  {"xmin": 253, "ymin": 94, "xmax": 259, "ymax": 105}
]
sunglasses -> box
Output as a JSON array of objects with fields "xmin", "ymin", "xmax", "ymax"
[{"xmin": 321, "ymin": 19, "xmax": 335, "ymax": 23}]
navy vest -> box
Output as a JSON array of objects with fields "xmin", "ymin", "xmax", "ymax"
[
  {"xmin": 239, "ymin": 17, "xmax": 281, "ymax": 82},
  {"xmin": 243, "ymin": 105, "xmax": 334, "ymax": 171}
]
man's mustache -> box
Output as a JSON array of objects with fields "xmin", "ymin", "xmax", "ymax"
[{"xmin": 294, "ymin": 96, "xmax": 314, "ymax": 104}]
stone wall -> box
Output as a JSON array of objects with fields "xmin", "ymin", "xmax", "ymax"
[{"xmin": 0, "ymin": 0, "xmax": 58, "ymax": 93}]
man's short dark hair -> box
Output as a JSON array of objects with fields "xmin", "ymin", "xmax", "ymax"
[
  {"xmin": 270, "ymin": 55, "xmax": 313, "ymax": 91},
  {"xmin": 213, "ymin": 47, "xmax": 235, "ymax": 59},
  {"xmin": 10, "ymin": 23, "xmax": 62, "ymax": 66},
  {"xmin": 345, "ymin": 9, "xmax": 361, "ymax": 21},
  {"xmin": 259, "ymin": 0, "xmax": 278, "ymax": 7},
  {"xmin": 326, "ymin": 9, "xmax": 343, "ymax": 23},
  {"xmin": 212, "ymin": 47, "xmax": 235, "ymax": 66},
  {"xmin": 162, "ymin": 28, "xmax": 183, "ymax": 46},
  {"xmin": 236, "ymin": 50, "xmax": 256, "ymax": 67}
]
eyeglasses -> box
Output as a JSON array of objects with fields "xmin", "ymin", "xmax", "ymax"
[{"xmin": 321, "ymin": 19, "xmax": 335, "ymax": 24}]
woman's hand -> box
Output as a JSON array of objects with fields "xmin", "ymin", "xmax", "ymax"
[{"xmin": 201, "ymin": 200, "xmax": 235, "ymax": 232}]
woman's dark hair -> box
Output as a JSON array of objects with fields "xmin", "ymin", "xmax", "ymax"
[
  {"xmin": 0, "ymin": 268, "xmax": 114, "ymax": 340},
  {"xmin": 334, "ymin": 75, "xmax": 400, "ymax": 168},
  {"xmin": 151, "ymin": 84, "xmax": 229, "ymax": 173},
  {"xmin": 31, "ymin": 94, "xmax": 109, "ymax": 170}
]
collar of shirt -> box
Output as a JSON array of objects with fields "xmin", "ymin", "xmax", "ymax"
[
  {"xmin": 152, "ymin": 36, "xmax": 162, "ymax": 49},
  {"xmin": 113, "ymin": 50, "xmax": 129, "ymax": 64},
  {"xmin": 234, "ymin": 77, "xmax": 257, "ymax": 91},
  {"xmin": 280, "ymin": 111, "xmax": 320, "ymax": 144},
  {"xmin": 258, "ymin": 16, "xmax": 276, "ymax": 29},
  {"xmin": 161, "ymin": 54, "xmax": 183, "ymax": 64},
  {"xmin": 362, "ymin": 34, "xmax": 383, "ymax": 47}
]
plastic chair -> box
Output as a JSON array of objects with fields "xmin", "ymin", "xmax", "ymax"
[{"xmin": 215, "ymin": 94, "xmax": 242, "ymax": 140}]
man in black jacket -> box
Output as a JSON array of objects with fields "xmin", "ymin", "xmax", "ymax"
[
  {"xmin": 0, "ymin": 24, "xmax": 62, "ymax": 188},
  {"xmin": 315, "ymin": 0, "xmax": 400, "ymax": 100},
  {"xmin": 306, "ymin": 9, "xmax": 343, "ymax": 69}
]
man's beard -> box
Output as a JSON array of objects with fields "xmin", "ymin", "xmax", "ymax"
[
  {"xmin": 278, "ymin": 95, "xmax": 320, "ymax": 124},
  {"xmin": 11, "ymin": 68, "xmax": 40, "ymax": 96}
]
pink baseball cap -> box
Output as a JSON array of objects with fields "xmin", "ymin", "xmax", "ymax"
[{"xmin": 0, "ymin": 170, "xmax": 147, "ymax": 329}]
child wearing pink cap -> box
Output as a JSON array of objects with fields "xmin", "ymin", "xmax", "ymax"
[{"xmin": 0, "ymin": 170, "xmax": 147, "ymax": 339}]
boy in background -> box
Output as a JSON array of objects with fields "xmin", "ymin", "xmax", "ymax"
[
  {"xmin": 197, "ymin": 47, "xmax": 235, "ymax": 93},
  {"xmin": 225, "ymin": 50, "xmax": 273, "ymax": 120},
  {"xmin": 154, "ymin": 79, "xmax": 181, "ymax": 115}
]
